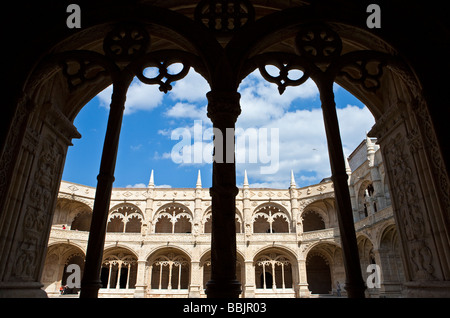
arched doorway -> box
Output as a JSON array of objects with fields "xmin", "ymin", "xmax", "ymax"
[{"xmin": 1, "ymin": 2, "xmax": 449, "ymax": 298}]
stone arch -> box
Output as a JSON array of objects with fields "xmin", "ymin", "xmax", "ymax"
[
  {"xmin": 306, "ymin": 252, "xmax": 332, "ymax": 295},
  {"xmin": 71, "ymin": 211, "xmax": 92, "ymax": 232},
  {"xmin": 1, "ymin": 2, "xmax": 449, "ymax": 298},
  {"xmin": 146, "ymin": 247, "xmax": 191, "ymax": 291},
  {"xmin": 357, "ymin": 234, "xmax": 377, "ymax": 283},
  {"xmin": 301, "ymin": 209, "xmax": 326, "ymax": 232},
  {"xmin": 305, "ymin": 242, "xmax": 345, "ymax": 295},
  {"xmin": 154, "ymin": 203, "xmax": 193, "ymax": 233},
  {"xmin": 253, "ymin": 247, "xmax": 297, "ymax": 291},
  {"xmin": 357, "ymin": 180, "xmax": 376, "ymax": 217},
  {"xmin": 41, "ymin": 243, "xmax": 86, "ymax": 296},
  {"xmin": 107, "ymin": 203, "xmax": 144, "ymax": 233},
  {"xmin": 203, "ymin": 206, "xmax": 242, "ymax": 234},
  {"xmin": 57, "ymin": 193, "xmax": 94, "ymax": 210},
  {"xmin": 233, "ymin": 6, "xmax": 450, "ymax": 296},
  {"xmin": 377, "ymin": 224, "xmax": 406, "ymax": 296},
  {"xmin": 200, "ymin": 249, "xmax": 245, "ymax": 290},
  {"xmin": 252, "ymin": 202, "xmax": 291, "ymax": 233},
  {"xmin": 53, "ymin": 198, "xmax": 93, "ymax": 231},
  {"xmin": 100, "ymin": 247, "xmax": 138, "ymax": 290},
  {"xmin": 300, "ymin": 199, "xmax": 332, "ymax": 230}
]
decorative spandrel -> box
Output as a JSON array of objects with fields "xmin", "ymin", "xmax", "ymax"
[
  {"xmin": 243, "ymin": 23, "xmax": 395, "ymax": 95},
  {"xmin": 195, "ymin": 0, "xmax": 255, "ymax": 35},
  {"xmin": 55, "ymin": 22, "xmax": 204, "ymax": 94},
  {"xmin": 103, "ymin": 23, "xmax": 150, "ymax": 62},
  {"xmin": 295, "ymin": 24, "xmax": 343, "ymax": 65}
]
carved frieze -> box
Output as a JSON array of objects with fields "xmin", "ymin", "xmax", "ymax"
[{"xmin": 11, "ymin": 136, "xmax": 64, "ymax": 281}]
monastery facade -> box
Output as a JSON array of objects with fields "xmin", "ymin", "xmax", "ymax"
[{"xmin": 42, "ymin": 137, "xmax": 404, "ymax": 298}]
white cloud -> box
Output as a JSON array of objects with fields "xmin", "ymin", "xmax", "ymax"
[
  {"xmin": 234, "ymin": 104, "xmax": 374, "ymax": 188},
  {"xmin": 168, "ymin": 70, "xmax": 210, "ymax": 103},
  {"xmin": 126, "ymin": 183, "xmax": 147, "ymax": 188},
  {"xmin": 231, "ymin": 70, "xmax": 376, "ymax": 188},
  {"xmin": 337, "ymin": 104, "xmax": 376, "ymax": 156},
  {"xmin": 149, "ymin": 68, "xmax": 375, "ymax": 189},
  {"xmin": 125, "ymin": 182, "xmax": 172, "ymax": 188},
  {"xmin": 97, "ymin": 79, "xmax": 165, "ymax": 115},
  {"xmin": 237, "ymin": 71, "xmax": 319, "ymax": 129},
  {"xmin": 130, "ymin": 144, "xmax": 142, "ymax": 151},
  {"xmin": 165, "ymin": 102, "xmax": 208, "ymax": 121}
]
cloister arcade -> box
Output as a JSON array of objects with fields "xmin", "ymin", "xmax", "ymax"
[
  {"xmin": 44, "ymin": 147, "xmax": 402, "ymax": 298},
  {"xmin": 2, "ymin": 0, "xmax": 449, "ymax": 298}
]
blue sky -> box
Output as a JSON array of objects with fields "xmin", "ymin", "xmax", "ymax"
[{"xmin": 62, "ymin": 68, "xmax": 375, "ymax": 189}]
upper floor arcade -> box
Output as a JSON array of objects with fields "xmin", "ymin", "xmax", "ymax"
[
  {"xmin": 53, "ymin": 171, "xmax": 341, "ymax": 238},
  {"xmin": 53, "ymin": 135, "xmax": 393, "ymax": 241}
]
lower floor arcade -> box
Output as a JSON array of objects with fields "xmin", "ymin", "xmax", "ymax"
[{"xmin": 43, "ymin": 223, "xmax": 405, "ymax": 298}]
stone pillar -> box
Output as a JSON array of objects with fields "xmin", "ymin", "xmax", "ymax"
[
  {"xmin": 317, "ymin": 79, "xmax": 366, "ymax": 298},
  {"xmin": 366, "ymin": 136, "xmax": 385, "ymax": 211},
  {"xmin": 194, "ymin": 170, "xmax": 203, "ymax": 236},
  {"xmin": 134, "ymin": 260, "xmax": 147, "ymax": 298},
  {"xmin": 80, "ymin": 78, "xmax": 131, "ymax": 298},
  {"xmin": 289, "ymin": 171, "xmax": 300, "ymax": 235},
  {"xmin": 242, "ymin": 170, "xmax": 252, "ymax": 237},
  {"xmin": 189, "ymin": 261, "xmax": 202, "ymax": 298},
  {"xmin": 0, "ymin": 100, "xmax": 80, "ymax": 297},
  {"xmin": 205, "ymin": 90, "xmax": 242, "ymax": 298},
  {"xmin": 143, "ymin": 170, "xmax": 155, "ymax": 236},
  {"xmin": 297, "ymin": 258, "xmax": 310, "ymax": 298},
  {"xmin": 243, "ymin": 260, "xmax": 256, "ymax": 298},
  {"xmin": 370, "ymin": 100, "xmax": 450, "ymax": 297}
]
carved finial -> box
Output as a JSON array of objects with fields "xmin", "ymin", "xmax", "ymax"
[
  {"xmin": 345, "ymin": 156, "xmax": 351, "ymax": 175},
  {"xmin": 290, "ymin": 170, "xmax": 296, "ymax": 189},
  {"xmin": 196, "ymin": 170, "xmax": 202, "ymax": 189},
  {"xmin": 244, "ymin": 170, "xmax": 249, "ymax": 189},
  {"xmin": 148, "ymin": 169, "xmax": 154, "ymax": 188},
  {"xmin": 366, "ymin": 133, "xmax": 375, "ymax": 167}
]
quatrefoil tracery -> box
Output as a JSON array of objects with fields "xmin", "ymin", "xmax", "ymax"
[
  {"xmin": 195, "ymin": 0, "xmax": 255, "ymax": 34},
  {"xmin": 58, "ymin": 23, "xmax": 198, "ymax": 94},
  {"xmin": 247, "ymin": 24, "xmax": 390, "ymax": 96},
  {"xmin": 253, "ymin": 53, "xmax": 310, "ymax": 95},
  {"xmin": 295, "ymin": 24, "xmax": 343, "ymax": 64},
  {"xmin": 103, "ymin": 23, "xmax": 150, "ymax": 62},
  {"xmin": 134, "ymin": 51, "xmax": 192, "ymax": 94}
]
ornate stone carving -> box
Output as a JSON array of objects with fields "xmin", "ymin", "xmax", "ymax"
[
  {"xmin": 11, "ymin": 136, "xmax": 63, "ymax": 281},
  {"xmin": 384, "ymin": 132, "xmax": 436, "ymax": 281},
  {"xmin": 103, "ymin": 23, "xmax": 150, "ymax": 62},
  {"xmin": 195, "ymin": 0, "xmax": 255, "ymax": 35}
]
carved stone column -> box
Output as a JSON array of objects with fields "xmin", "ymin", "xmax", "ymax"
[
  {"xmin": 370, "ymin": 100, "xmax": 450, "ymax": 297},
  {"xmin": 0, "ymin": 101, "xmax": 80, "ymax": 297},
  {"xmin": 296, "ymin": 258, "xmax": 310, "ymax": 298},
  {"xmin": 317, "ymin": 79, "xmax": 366, "ymax": 298},
  {"xmin": 188, "ymin": 261, "xmax": 202, "ymax": 298},
  {"xmin": 133, "ymin": 260, "xmax": 147, "ymax": 298},
  {"xmin": 205, "ymin": 90, "xmax": 242, "ymax": 298},
  {"xmin": 80, "ymin": 78, "xmax": 131, "ymax": 298},
  {"xmin": 242, "ymin": 260, "xmax": 255, "ymax": 298}
]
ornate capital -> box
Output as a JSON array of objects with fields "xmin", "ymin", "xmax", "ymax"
[{"xmin": 206, "ymin": 91, "xmax": 241, "ymax": 124}]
